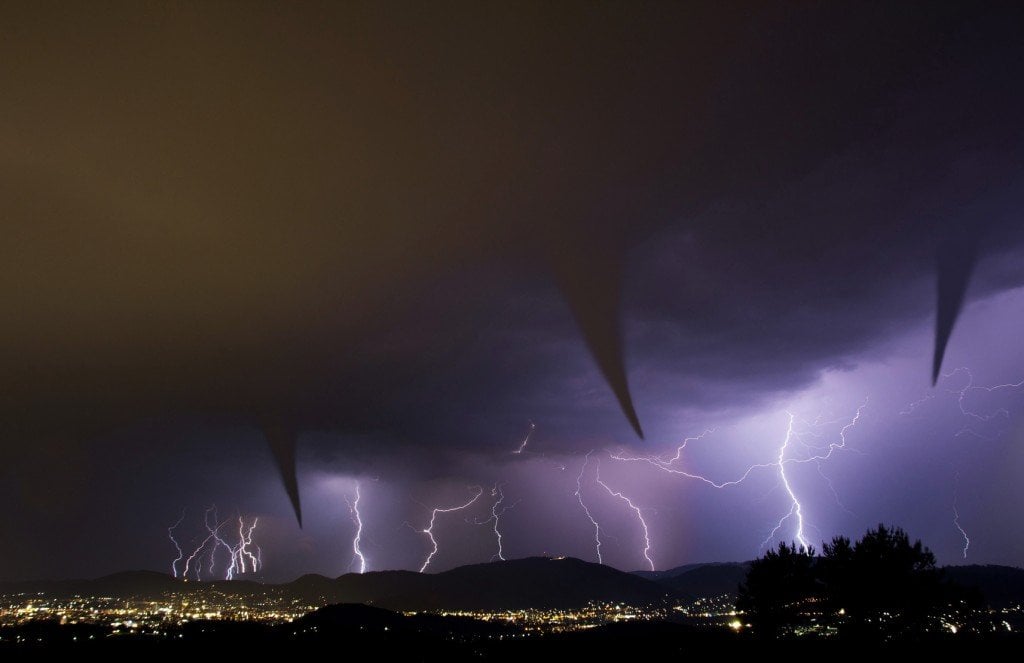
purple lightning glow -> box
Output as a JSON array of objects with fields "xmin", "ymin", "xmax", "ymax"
[
  {"xmin": 574, "ymin": 451, "xmax": 603, "ymax": 564},
  {"xmin": 594, "ymin": 459, "xmax": 654, "ymax": 571},
  {"xmin": 345, "ymin": 483, "xmax": 367, "ymax": 573},
  {"xmin": 419, "ymin": 486, "xmax": 484, "ymax": 573}
]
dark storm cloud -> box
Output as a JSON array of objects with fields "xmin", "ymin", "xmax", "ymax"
[{"xmin": 2, "ymin": 2, "xmax": 1024, "ymax": 532}]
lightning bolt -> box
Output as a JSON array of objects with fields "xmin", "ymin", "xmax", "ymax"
[
  {"xmin": 512, "ymin": 421, "xmax": 535, "ymax": 455},
  {"xmin": 899, "ymin": 393, "xmax": 935, "ymax": 417},
  {"xmin": 419, "ymin": 486, "xmax": 484, "ymax": 573},
  {"xmin": 816, "ymin": 463, "xmax": 854, "ymax": 516},
  {"xmin": 759, "ymin": 404, "xmax": 865, "ymax": 551},
  {"xmin": 167, "ymin": 510, "xmax": 186, "ymax": 578},
  {"xmin": 937, "ymin": 367, "xmax": 1024, "ymax": 439},
  {"xmin": 345, "ymin": 483, "xmax": 368, "ymax": 573},
  {"xmin": 611, "ymin": 403, "xmax": 866, "ymax": 554},
  {"xmin": 175, "ymin": 505, "xmax": 261, "ymax": 580},
  {"xmin": 952, "ymin": 474, "xmax": 969, "ymax": 560},
  {"xmin": 182, "ymin": 507, "xmax": 229, "ymax": 581},
  {"xmin": 226, "ymin": 515, "xmax": 261, "ymax": 579},
  {"xmin": 574, "ymin": 451, "xmax": 603, "ymax": 564},
  {"xmin": 610, "ymin": 430, "xmax": 775, "ymax": 489},
  {"xmin": 594, "ymin": 459, "xmax": 654, "ymax": 571},
  {"xmin": 946, "ymin": 367, "xmax": 1021, "ymax": 421},
  {"xmin": 763, "ymin": 412, "xmax": 810, "ymax": 551},
  {"xmin": 207, "ymin": 507, "xmax": 235, "ymax": 576},
  {"xmin": 899, "ymin": 369, "xmax": 1023, "ymax": 557},
  {"xmin": 477, "ymin": 484, "xmax": 519, "ymax": 562}
]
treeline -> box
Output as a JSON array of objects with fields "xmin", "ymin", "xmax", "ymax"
[{"xmin": 738, "ymin": 525, "xmax": 982, "ymax": 639}]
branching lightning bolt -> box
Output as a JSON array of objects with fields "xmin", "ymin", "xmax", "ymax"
[
  {"xmin": 952, "ymin": 474, "xmax": 970, "ymax": 560},
  {"xmin": 762, "ymin": 413, "xmax": 810, "ymax": 551},
  {"xmin": 594, "ymin": 459, "xmax": 654, "ymax": 571},
  {"xmin": 182, "ymin": 507, "xmax": 228, "ymax": 581},
  {"xmin": 175, "ymin": 505, "xmax": 261, "ymax": 581},
  {"xmin": 167, "ymin": 510, "xmax": 186, "ymax": 578},
  {"xmin": 575, "ymin": 451, "xmax": 603, "ymax": 564},
  {"xmin": 611, "ymin": 402, "xmax": 866, "ymax": 554},
  {"xmin": 477, "ymin": 484, "xmax": 519, "ymax": 562},
  {"xmin": 899, "ymin": 369, "xmax": 1022, "ymax": 554},
  {"xmin": 345, "ymin": 483, "xmax": 368, "ymax": 573},
  {"xmin": 419, "ymin": 486, "xmax": 484, "ymax": 573},
  {"xmin": 225, "ymin": 515, "xmax": 261, "ymax": 579},
  {"xmin": 939, "ymin": 367, "xmax": 1024, "ymax": 439},
  {"xmin": 610, "ymin": 428, "xmax": 775, "ymax": 488}
]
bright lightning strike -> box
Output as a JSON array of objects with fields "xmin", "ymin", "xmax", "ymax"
[
  {"xmin": 478, "ymin": 484, "xmax": 519, "ymax": 562},
  {"xmin": 574, "ymin": 451, "xmax": 603, "ymax": 564},
  {"xmin": 419, "ymin": 486, "xmax": 484, "ymax": 573},
  {"xmin": 764, "ymin": 412, "xmax": 810, "ymax": 551},
  {"xmin": 345, "ymin": 483, "xmax": 368, "ymax": 573},
  {"xmin": 761, "ymin": 403, "xmax": 865, "ymax": 550},
  {"xmin": 175, "ymin": 505, "xmax": 261, "ymax": 581},
  {"xmin": 167, "ymin": 510, "xmax": 186, "ymax": 578},
  {"xmin": 611, "ymin": 402, "xmax": 866, "ymax": 554},
  {"xmin": 182, "ymin": 507, "xmax": 228, "ymax": 581},
  {"xmin": 223, "ymin": 515, "xmax": 261, "ymax": 580},
  {"xmin": 594, "ymin": 459, "xmax": 654, "ymax": 571}
]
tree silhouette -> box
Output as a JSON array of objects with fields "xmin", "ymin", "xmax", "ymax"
[
  {"xmin": 739, "ymin": 525, "xmax": 977, "ymax": 639},
  {"xmin": 822, "ymin": 524, "xmax": 949, "ymax": 637},
  {"xmin": 736, "ymin": 542, "xmax": 817, "ymax": 637}
]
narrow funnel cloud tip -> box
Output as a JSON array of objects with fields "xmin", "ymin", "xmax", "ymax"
[
  {"xmin": 263, "ymin": 425, "xmax": 303, "ymax": 527},
  {"xmin": 932, "ymin": 234, "xmax": 981, "ymax": 385},
  {"xmin": 554, "ymin": 250, "xmax": 644, "ymax": 439}
]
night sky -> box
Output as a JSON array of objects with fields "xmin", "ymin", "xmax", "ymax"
[{"xmin": 2, "ymin": 3, "xmax": 1024, "ymax": 582}]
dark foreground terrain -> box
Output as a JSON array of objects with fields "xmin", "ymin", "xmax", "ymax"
[{"xmin": 3, "ymin": 604, "xmax": 1022, "ymax": 658}]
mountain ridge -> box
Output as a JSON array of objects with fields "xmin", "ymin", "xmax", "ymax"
[{"xmin": 3, "ymin": 559, "xmax": 1021, "ymax": 610}]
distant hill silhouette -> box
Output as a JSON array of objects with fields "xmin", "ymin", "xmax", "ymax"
[
  {"xmin": 654, "ymin": 563, "xmax": 751, "ymax": 599},
  {"xmin": 384, "ymin": 557, "xmax": 668, "ymax": 610},
  {"xmin": 0, "ymin": 557, "xmax": 668, "ymax": 610},
  {"xmin": 633, "ymin": 562, "xmax": 736, "ymax": 581},
  {"xmin": 0, "ymin": 570, "xmax": 181, "ymax": 599},
  {"xmin": 4, "ymin": 559, "xmax": 1022, "ymax": 612},
  {"xmin": 944, "ymin": 565, "xmax": 1024, "ymax": 608}
]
